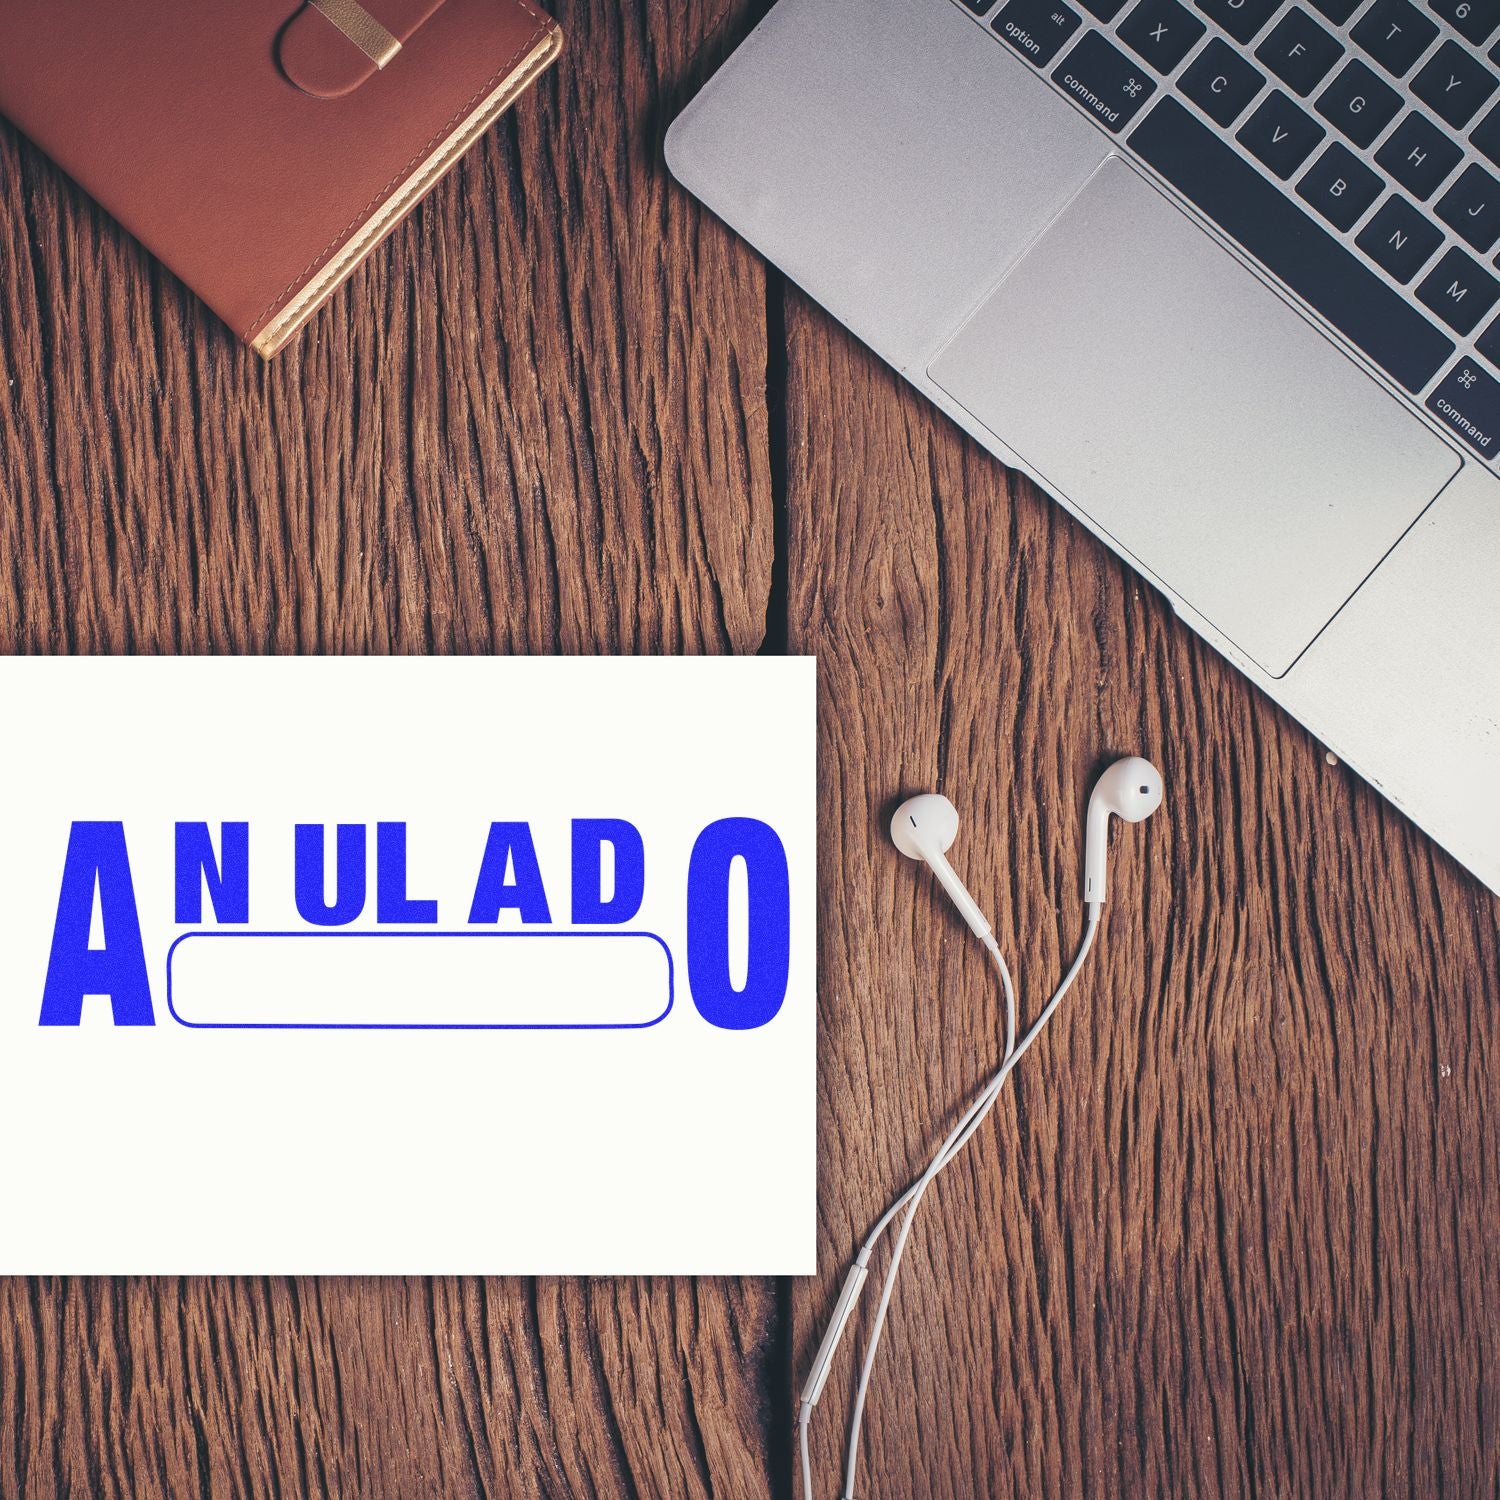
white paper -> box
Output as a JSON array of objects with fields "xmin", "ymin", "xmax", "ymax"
[{"xmin": 0, "ymin": 656, "xmax": 816, "ymax": 1274}]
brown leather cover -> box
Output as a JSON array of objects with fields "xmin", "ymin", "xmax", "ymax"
[{"xmin": 0, "ymin": 0, "xmax": 561, "ymax": 355}]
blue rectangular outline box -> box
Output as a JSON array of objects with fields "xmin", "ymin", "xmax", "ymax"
[{"xmin": 165, "ymin": 930, "xmax": 674, "ymax": 1030}]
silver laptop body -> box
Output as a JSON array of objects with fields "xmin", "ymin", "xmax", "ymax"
[{"xmin": 666, "ymin": 0, "xmax": 1500, "ymax": 895}]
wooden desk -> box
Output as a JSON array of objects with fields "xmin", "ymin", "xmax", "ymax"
[{"xmin": 1, "ymin": 2, "xmax": 1495, "ymax": 1494}]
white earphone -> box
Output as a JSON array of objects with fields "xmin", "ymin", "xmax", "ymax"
[
  {"xmin": 799, "ymin": 757, "xmax": 1164, "ymax": 1500},
  {"xmin": 1084, "ymin": 754, "xmax": 1163, "ymax": 906},
  {"xmin": 889, "ymin": 792, "xmax": 1001, "ymax": 954}
]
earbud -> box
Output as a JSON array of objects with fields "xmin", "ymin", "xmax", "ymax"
[
  {"xmin": 890, "ymin": 793, "xmax": 996, "ymax": 948},
  {"xmin": 1083, "ymin": 756, "xmax": 1163, "ymax": 907}
]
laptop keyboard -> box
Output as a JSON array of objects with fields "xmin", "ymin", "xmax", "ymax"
[{"xmin": 961, "ymin": 0, "xmax": 1500, "ymax": 459}]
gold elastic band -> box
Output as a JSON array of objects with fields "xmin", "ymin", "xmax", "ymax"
[{"xmin": 309, "ymin": 0, "xmax": 402, "ymax": 68}]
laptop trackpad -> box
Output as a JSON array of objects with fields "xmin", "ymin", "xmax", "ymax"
[{"xmin": 927, "ymin": 156, "xmax": 1460, "ymax": 677}]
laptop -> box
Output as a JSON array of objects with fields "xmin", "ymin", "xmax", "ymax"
[{"xmin": 665, "ymin": 0, "xmax": 1500, "ymax": 895}]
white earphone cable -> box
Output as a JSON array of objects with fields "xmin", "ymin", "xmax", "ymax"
[
  {"xmin": 801, "ymin": 1396, "xmax": 814, "ymax": 1500},
  {"xmin": 800, "ymin": 908, "xmax": 1101, "ymax": 1500},
  {"xmin": 839, "ymin": 910, "xmax": 1098, "ymax": 1499},
  {"xmin": 798, "ymin": 940, "xmax": 1014, "ymax": 1500}
]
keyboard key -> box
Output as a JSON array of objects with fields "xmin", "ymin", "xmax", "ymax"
[
  {"xmin": 1309, "ymin": 0, "xmax": 1361, "ymax": 20},
  {"xmin": 1417, "ymin": 245, "xmax": 1500, "ymax": 332},
  {"xmin": 1375, "ymin": 112, "xmax": 1464, "ymax": 198},
  {"xmin": 1128, "ymin": 98, "xmax": 1455, "ymax": 389},
  {"xmin": 1194, "ymin": 0, "xmax": 1279, "ymax": 44},
  {"xmin": 1180, "ymin": 37, "xmax": 1265, "ymax": 123},
  {"xmin": 1052, "ymin": 32, "xmax": 1157, "ymax": 130},
  {"xmin": 1427, "ymin": 358, "xmax": 1500, "ymax": 455},
  {"xmin": 1412, "ymin": 42, "xmax": 1498, "ymax": 129},
  {"xmin": 1079, "ymin": 0, "xmax": 1130, "ymax": 17},
  {"xmin": 1119, "ymin": 0, "xmax": 1206, "ymax": 69},
  {"xmin": 1355, "ymin": 194, "xmax": 1445, "ymax": 279},
  {"xmin": 1436, "ymin": 163, "xmax": 1500, "ymax": 250},
  {"xmin": 1352, "ymin": 0, "xmax": 1440, "ymax": 76},
  {"xmin": 1477, "ymin": 313, "xmax": 1500, "ymax": 365},
  {"xmin": 1429, "ymin": 0, "xmax": 1500, "ymax": 45},
  {"xmin": 1316, "ymin": 60, "xmax": 1403, "ymax": 147},
  {"xmin": 1238, "ymin": 89, "xmax": 1327, "ymax": 176},
  {"xmin": 1256, "ymin": 8, "xmax": 1344, "ymax": 96},
  {"xmin": 993, "ymin": 0, "xmax": 1082, "ymax": 65},
  {"xmin": 1473, "ymin": 101, "xmax": 1500, "ymax": 164},
  {"xmin": 1298, "ymin": 142, "xmax": 1383, "ymax": 227}
]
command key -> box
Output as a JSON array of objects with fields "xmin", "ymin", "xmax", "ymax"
[
  {"xmin": 1427, "ymin": 358, "xmax": 1500, "ymax": 459},
  {"xmin": 1051, "ymin": 32, "xmax": 1156, "ymax": 134}
]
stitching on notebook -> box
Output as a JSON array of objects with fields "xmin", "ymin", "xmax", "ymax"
[
  {"xmin": 252, "ymin": 76, "xmax": 529, "ymax": 352},
  {"xmin": 245, "ymin": 0, "xmax": 551, "ymax": 339}
]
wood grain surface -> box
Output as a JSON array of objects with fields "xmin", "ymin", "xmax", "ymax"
[{"xmin": 0, "ymin": 0, "xmax": 1496, "ymax": 1495}]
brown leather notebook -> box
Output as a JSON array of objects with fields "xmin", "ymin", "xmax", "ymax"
[{"xmin": 0, "ymin": 0, "xmax": 561, "ymax": 356}]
